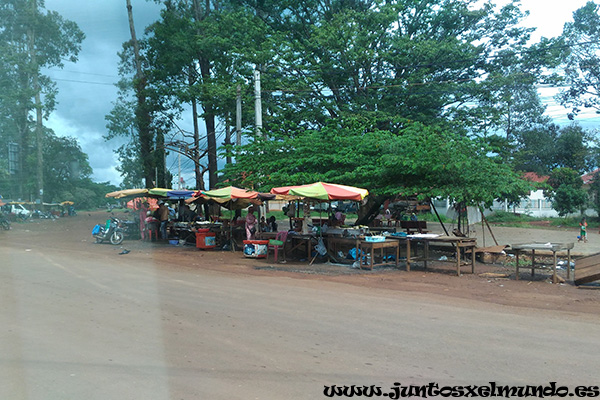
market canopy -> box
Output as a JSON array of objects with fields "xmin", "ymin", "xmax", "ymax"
[
  {"xmin": 106, "ymin": 188, "xmax": 181, "ymax": 200},
  {"xmin": 166, "ymin": 190, "xmax": 196, "ymax": 199},
  {"xmin": 199, "ymin": 186, "xmax": 260, "ymax": 199},
  {"xmin": 106, "ymin": 188, "xmax": 149, "ymax": 199},
  {"xmin": 147, "ymin": 188, "xmax": 174, "ymax": 198},
  {"xmin": 189, "ymin": 186, "xmax": 276, "ymax": 210},
  {"xmin": 270, "ymin": 182, "xmax": 368, "ymax": 201}
]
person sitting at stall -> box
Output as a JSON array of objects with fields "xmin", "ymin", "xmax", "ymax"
[
  {"xmin": 179, "ymin": 204, "xmax": 196, "ymax": 222},
  {"xmin": 245, "ymin": 207, "xmax": 257, "ymax": 240},
  {"xmin": 259, "ymin": 216, "xmax": 268, "ymax": 232},
  {"xmin": 144, "ymin": 211, "xmax": 159, "ymax": 240},
  {"xmin": 267, "ymin": 215, "xmax": 278, "ymax": 232},
  {"xmin": 331, "ymin": 210, "xmax": 346, "ymax": 227},
  {"xmin": 139, "ymin": 201, "xmax": 150, "ymax": 240}
]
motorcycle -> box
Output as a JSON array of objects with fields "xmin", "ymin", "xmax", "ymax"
[
  {"xmin": 32, "ymin": 210, "xmax": 58, "ymax": 220},
  {"xmin": 92, "ymin": 217, "xmax": 125, "ymax": 245}
]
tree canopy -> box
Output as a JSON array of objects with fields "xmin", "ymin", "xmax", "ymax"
[{"xmin": 0, "ymin": 0, "xmax": 84, "ymax": 201}]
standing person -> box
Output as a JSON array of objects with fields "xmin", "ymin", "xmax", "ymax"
[
  {"xmin": 580, "ymin": 217, "xmax": 588, "ymax": 243},
  {"xmin": 245, "ymin": 207, "xmax": 257, "ymax": 240},
  {"xmin": 157, "ymin": 201, "xmax": 169, "ymax": 240}
]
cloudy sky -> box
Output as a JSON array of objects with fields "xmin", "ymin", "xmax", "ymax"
[
  {"xmin": 43, "ymin": 0, "xmax": 165, "ymax": 186},
  {"xmin": 42, "ymin": 0, "xmax": 600, "ymax": 187}
]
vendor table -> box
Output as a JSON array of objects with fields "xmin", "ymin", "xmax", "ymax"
[
  {"xmin": 326, "ymin": 236, "xmax": 361, "ymax": 263},
  {"xmin": 390, "ymin": 235, "xmax": 477, "ymax": 276},
  {"xmin": 170, "ymin": 224, "xmax": 195, "ymax": 244},
  {"xmin": 368, "ymin": 227, "xmax": 397, "ymax": 234},
  {"xmin": 288, "ymin": 234, "xmax": 317, "ymax": 260},
  {"xmin": 256, "ymin": 232, "xmax": 277, "ymax": 240},
  {"xmin": 511, "ymin": 242, "xmax": 574, "ymax": 284},
  {"xmin": 360, "ymin": 239, "xmax": 399, "ymax": 270}
]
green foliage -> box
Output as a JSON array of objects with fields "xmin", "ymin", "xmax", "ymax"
[
  {"xmin": 545, "ymin": 167, "xmax": 587, "ymax": 216},
  {"xmin": 485, "ymin": 211, "xmax": 538, "ymax": 224},
  {"xmin": 223, "ymin": 119, "xmax": 532, "ymax": 207},
  {"xmin": 42, "ymin": 131, "xmax": 93, "ymax": 201},
  {"xmin": 485, "ymin": 211, "xmax": 585, "ymax": 229},
  {"xmin": 557, "ymin": 1, "xmax": 600, "ymax": 117},
  {"xmin": 0, "ymin": 0, "xmax": 84, "ymax": 200},
  {"xmin": 512, "ymin": 123, "xmax": 595, "ymax": 176},
  {"xmin": 588, "ymin": 171, "xmax": 600, "ymax": 217},
  {"xmin": 553, "ymin": 124, "xmax": 595, "ymax": 174},
  {"xmin": 511, "ymin": 125, "xmax": 558, "ymax": 175}
]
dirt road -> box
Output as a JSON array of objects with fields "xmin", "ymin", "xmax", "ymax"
[{"xmin": 1, "ymin": 212, "xmax": 599, "ymax": 398}]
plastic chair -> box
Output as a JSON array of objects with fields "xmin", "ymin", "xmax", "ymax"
[{"xmin": 267, "ymin": 231, "xmax": 289, "ymax": 263}]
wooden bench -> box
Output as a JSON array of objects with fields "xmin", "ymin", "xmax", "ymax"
[{"xmin": 400, "ymin": 220, "xmax": 429, "ymax": 234}]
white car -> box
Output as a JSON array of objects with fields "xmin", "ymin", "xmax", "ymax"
[{"xmin": 3, "ymin": 204, "xmax": 31, "ymax": 219}]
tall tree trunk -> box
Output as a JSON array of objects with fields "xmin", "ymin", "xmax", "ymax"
[
  {"xmin": 155, "ymin": 129, "xmax": 165, "ymax": 187},
  {"xmin": 193, "ymin": 0, "xmax": 218, "ymax": 190},
  {"xmin": 29, "ymin": 0, "xmax": 43, "ymax": 202},
  {"xmin": 204, "ymin": 103, "xmax": 218, "ymax": 189},
  {"xmin": 189, "ymin": 65, "xmax": 204, "ymax": 190},
  {"xmin": 126, "ymin": 0, "xmax": 154, "ymax": 188}
]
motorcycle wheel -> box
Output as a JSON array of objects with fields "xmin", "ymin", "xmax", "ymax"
[
  {"xmin": 95, "ymin": 236, "xmax": 103, "ymax": 244},
  {"xmin": 110, "ymin": 231, "xmax": 124, "ymax": 245},
  {"xmin": 1, "ymin": 221, "xmax": 10, "ymax": 230}
]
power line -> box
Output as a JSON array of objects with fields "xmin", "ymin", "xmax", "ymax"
[
  {"xmin": 49, "ymin": 77, "xmax": 115, "ymax": 86},
  {"xmin": 45, "ymin": 67, "xmax": 119, "ymax": 78}
]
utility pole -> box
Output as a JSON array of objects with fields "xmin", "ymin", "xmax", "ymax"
[
  {"xmin": 254, "ymin": 69, "xmax": 263, "ymax": 136},
  {"xmin": 178, "ymin": 146, "xmax": 182, "ymax": 189},
  {"xmin": 225, "ymin": 118, "xmax": 232, "ymax": 165},
  {"xmin": 236, "ymin": 84, "xmax": 242, "ymax": 147}
]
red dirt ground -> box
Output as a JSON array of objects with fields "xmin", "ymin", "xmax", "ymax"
[{"xmin": 3, "ymin": 210, "xmax": 600, "ymax": 316}]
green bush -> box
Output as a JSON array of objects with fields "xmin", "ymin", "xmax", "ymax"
[{"xmin": 485, "ymin": 211, "xmax": 538, "ymax": 223}]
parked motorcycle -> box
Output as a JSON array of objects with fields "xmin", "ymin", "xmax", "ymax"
[
  {"xmin": 92, "ymin": 217, "xmax": 125, "ymax": 245},
  {"xmin": 32, "ymin": 210, "xmax": 58, "ymax": 220}
]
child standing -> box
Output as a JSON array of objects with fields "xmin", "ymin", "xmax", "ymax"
[{"xmin": 579, "ymin": 217, "xmax": 588, "ymax": 243}]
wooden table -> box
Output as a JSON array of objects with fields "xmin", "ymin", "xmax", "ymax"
[
  {"xmin": 326, "ymin": 236, "xmax": 361, "ymax": 262},
  {"xmin": 511, "ymin": 242, "xmax": 574, "ymax": 284},
  {"xmin": 359, "ymin": 239, "xmax": 400, "ymax": 270},
  {"xmin": 390, "ymin": 235, "xmax": 477, "ymax": 276},
  {"xmin": 368, "ymin": 227, "xmax": 397, "ymax": 234},
  {"xmin": 288, "ymin": 234, "xmax": 317, "ymax": 260}
]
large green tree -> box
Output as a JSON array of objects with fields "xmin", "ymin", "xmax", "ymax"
[
  {"xmin": 512, "ymin": 123, "xmax": 595, "ymax": 176},
  {"xmin": 224, "ymin": 119, "xmax": 531, "ymax": 210},
  {"xmin": 545, "ymin": 167, "xmax": 587, "ymax": 216},
  {"xmin": 557, "ymin": 1, "xmax": 600, "ymax": 119},
  {"xmin": 220, "ymin": 0, "xmax": 545, "ymax": 214},
  {"xmin": 141, "ymin": 0, "xmax": 275, "ymax": 190},
  {"xmin": 0, "ymin": 0, "xmax": 84, "ymax": 200},
  {"xmin": 41, "ymin": 131, "xmax": 91, "ymax": 201}
]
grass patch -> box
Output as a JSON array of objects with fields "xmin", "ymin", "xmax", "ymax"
[{"xmin": 486, "ymin": 211, "xmax": 590, "ymax": 229}]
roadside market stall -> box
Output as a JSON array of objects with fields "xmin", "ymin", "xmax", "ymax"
[
  {"xmin": 189, "ymin": 186, "xmax": 277, "ymax": 251},
  {"xmin": 269, "ymin": 182, "xmax": 379, "ymax": 265},
  {"xmin": 106, "ymin": 188, "xmax": 185, "ymax": 241}
]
